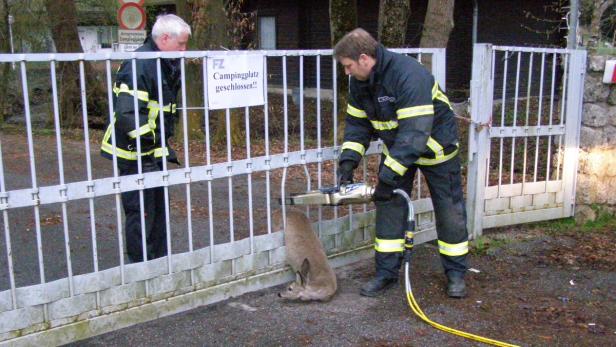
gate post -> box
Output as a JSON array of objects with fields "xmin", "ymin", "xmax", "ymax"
[
  {"xmin": 561, "ymin": 49, "xmax": 587, "ymax": 217},
  {"xmin": 466, "ymin": 44, "xmax": 494, "ymax": 239},
  {"xmin": 431, "ymin": 48, "xmax": 447, "ymax": 91}
]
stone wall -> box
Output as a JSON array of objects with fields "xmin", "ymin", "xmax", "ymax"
[{"xmin": 576, "ymin": 53, "xmax": 616, "ymax": 221}]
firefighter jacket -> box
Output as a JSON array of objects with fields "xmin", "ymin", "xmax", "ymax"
[
  {"xmin": 101, "ymin": 38, "xmax": 180, "ymax": 166},
  {"xmin": 339, "ymin": 44, "xmax": 460, "ymax": 187}
]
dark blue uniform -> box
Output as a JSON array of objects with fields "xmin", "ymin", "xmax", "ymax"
[
  {"xmin": 339, "ymin": 44, "xmax": 468, "ymax": 279},
  {"xmin": 101, "ymin": 38, "xmax": 180, "ymax": 262}
]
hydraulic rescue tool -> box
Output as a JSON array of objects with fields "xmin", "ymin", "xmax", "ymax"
[
  {"xmin": 279, "ymin": 183, "xmax": 374, "ymax": 206},
  {"xmin": 281, "ymin": 184, "xmax": 519, "ymax": 347}
]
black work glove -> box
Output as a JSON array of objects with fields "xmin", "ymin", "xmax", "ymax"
[
  {"xmin": 337, "ymin": 161, "xmax": 355, "ymax": 186},
  {"xmin": 372, "ymin": 180, "xmax": 395, "ymax": 202}
]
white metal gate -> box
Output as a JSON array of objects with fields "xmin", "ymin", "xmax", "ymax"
[
  {"xmin": 466, "ymin": 44, "xmax": 587, "ymax": 237},
  {"xmin": 0, "ymin": 48, "xmax": 445, "ymax": 345}
]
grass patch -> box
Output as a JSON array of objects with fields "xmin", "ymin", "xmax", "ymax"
[
  {"xmin": 526, "ymin": 205, "xmax": 616, "ymax": 236},
  {"xmin": 470, "ymin": 236, "xmax": 511, "ymax": 256},
  {"xmin": 581, "ymin": 207, "xmax": 616, "ymax": 233},
  {"xmin": 534, "ymin": 217, "xmax": 576, "ymax": 236},
  {"xmin": 592, "ymin": 46, "xmax": 616, "ymax": 55}
]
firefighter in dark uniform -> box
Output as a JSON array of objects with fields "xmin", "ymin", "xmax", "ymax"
[
  {"xmin": 101, "ymin": 14, "xmax": 191, "ymax": 263},
  {"xmin": 334, "ymin": 28, "xmax": 468, "ymax": 298}
]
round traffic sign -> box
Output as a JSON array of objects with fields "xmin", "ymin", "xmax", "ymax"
[
  {"xmin": 119, "ymin": 0, "xmax": 145, "ymax": 6},
  {"xmin": 118, "ymin": 3, "xmax": 146, "ymax": 30}
]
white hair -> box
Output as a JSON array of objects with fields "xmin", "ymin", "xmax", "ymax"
[{"xmin": 151, "ymin": 14, "xmax": 191, "ymax": 39}]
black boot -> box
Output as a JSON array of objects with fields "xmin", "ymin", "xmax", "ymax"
[
  {"xmin": 446, "ymin": 271, "xmax": 467, "ymax": 298},
  {"xmin": 360, "ymin": 277, "xmax": 398, "ymax": 297}
]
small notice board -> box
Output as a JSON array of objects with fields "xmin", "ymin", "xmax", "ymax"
[{"xmin": 206, "ymin": 54, "xmax": 265, "ymax": 110}]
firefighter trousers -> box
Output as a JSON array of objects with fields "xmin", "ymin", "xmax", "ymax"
[
  {"xmin": 374, "ymin": 155, "xmax": 468, "ymax": 279},
  {"xmin": 119, "ymin": 160, "xmax": 168, "ymax": 263}
]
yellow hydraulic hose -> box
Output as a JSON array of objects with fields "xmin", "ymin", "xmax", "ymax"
[
  {"xmin": 392, "ymin": 188, "xmax": 518, "ymax": 347},
  {"xmin": 404, "ymin": 262, "xmax": 518, "ymax": 347}
]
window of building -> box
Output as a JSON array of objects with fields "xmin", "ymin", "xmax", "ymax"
[{"xmin": 258, "ymin": 16, "xmax": 276, "ymax": 50}]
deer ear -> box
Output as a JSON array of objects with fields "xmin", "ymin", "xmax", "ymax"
[{"xmin": 299, "ymin": 258, "xmax": 310, "ymax": 286}]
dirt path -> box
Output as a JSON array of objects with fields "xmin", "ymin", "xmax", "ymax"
[{"xmin": 71, "ymin": 225, "xmax": 616, "ymax": 346}]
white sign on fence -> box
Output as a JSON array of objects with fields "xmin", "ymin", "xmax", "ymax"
[{"xmin": 206, "ymin": 54, "xmax": 265, "ymax": 110}]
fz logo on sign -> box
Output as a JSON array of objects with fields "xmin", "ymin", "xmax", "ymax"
[{"xmin": 213, "ymin": 59, "xmax": 225, "ymax": 70}]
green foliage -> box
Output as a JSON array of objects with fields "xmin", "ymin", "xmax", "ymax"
[
  {"xmin": 526, "ymin": 205, "xmax": 616, "ymax": 235},
  {"xmin": 75, "ymin": 0, "xmax": 119, "ymax": 26},
  {"xmin": 470, "ymin": 236, "xmax": 511, "ymax": 256},
  {"xmin": 581, "ymin": 206, "xmax": 616, "ymax": 233},
  {"xmin": 593, "ymin": 45, "xmax": 616, "ymax": 55},
  {"xmin": 536, "ymin": 217, "xmax": 576, "ymax": 235},
  {"xmin": 6, "ymin": 0, "xmax": 51, "ymax": 52},
  {"xmin": 5, "ymin": 0, "xmax": 118, "ymax": 53}
]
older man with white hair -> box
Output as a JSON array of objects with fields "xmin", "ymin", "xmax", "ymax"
[{"xmin": 101, "ymin": 14, "xmax": 191, "ymax": 263}]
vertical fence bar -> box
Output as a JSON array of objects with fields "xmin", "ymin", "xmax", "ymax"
[
  {"xmin": 263, "ymin": 56, "xmax": 272, "ymax": 235},
  {"xmin": 432, "ymin": 48, "xmax": 447, "ymax": 92},
  {"xmin": 245, "ymin": 106, "xmax": 254, "ymax": 253},
  {"xmin": 223, "ymin": 100, "xmax": 235, "ymax": 277},
  {"xmin": 180, "ymin": 57, "xmax": 195, "ymax": 285},
  {"xmin": 300, "ymin": 55, "xmax": 311, "ymax": 201},
  {"xmin": 556, "ymin": 54, "xmax": 569, "ymax": 181},
  {"xmin": 180, "ymin": 57, "xmax": 194, "ymax": 255},
  {"xmin": 533, "ymin": 53, "xmax": 546, "ymax": 182},
  {"xmin": 416, "ymin": 170, "xmax": 422, "ymax": 199},
  {"xmin": 316, "ymin": 54, "xmax": 324, "ymax": 236},
  {"xmin": 20, "ymin": 61, "xmax": 44, "ymax": 282},
  {"xmin": 522, "ymin": 53, "xmax": 534, "ymax": 187},
  {"xmin": 155, "ymin": 57, "xmax": 172, "ymax": 274},
  {"xmin": 299, "ymin": 56, "xmax": 304, "ymax": 155},
  {"xmin": 546, "ymin": 53, "xmax": 557, "ymax": 184},
  {"xmin": 0, "ymin": 139, "xmax": 16, "ymax": 309},
  {"xmin": 105, "ymin": 59, "xmax": 125, "ymax": 283},
  {"xmin": 280, "ymin": 55, "xmax": 289, "ymax": 227},
  {"xmin": 202, "ymin": 57, "xmax": 215, "ymax": 263},
  {"xmin": 332, "ymin": 55, "xmax": 339, "ymax": 222},
  {"xmin": 299, "ymin": 55, "xmax": 312, "ymax": 218},
  {"xmin": 486, "ymin": 48, "xmax": 496, "ymax": 187},
  {"xmin": 130, "ymin": 58, "xmax": 149, "ymax": 265},
  {"xmin": 510, "ymin": 52, "xmax": 521, "ymax": 184},
  {"xmin": 497, "ymin": 51, "xmax": 508, "ymax": 196},
  {"xmin": 20, "ymin": 60, "xmax": 48, "ymax": 320},
  {"xmin": 225, "ymin": 107, "xmax": 235, "ymax": 245},
  {"xmin": 50, "ymin": 60, "xmax": 74, "ymax": 296},
  {"xmin": 79, "ymin": 59, "xmax": 100, "ymax": 307}
]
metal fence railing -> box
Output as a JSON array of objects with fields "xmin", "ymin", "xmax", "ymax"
[
  {"xmin": 0, "ymin": 48, "xmax": 445, "ymax": 345},
  {"xmin": 466, "ymin": 44, "xmax": 586, "ymax": 236}
]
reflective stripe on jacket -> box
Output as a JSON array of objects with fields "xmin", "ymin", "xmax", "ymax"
[{"xmin": 339, "ymin": 44, "xmax": 460, "ymax": 186}]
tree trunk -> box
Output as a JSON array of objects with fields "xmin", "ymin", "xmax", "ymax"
[
  {"xmin": 329, "ymin": 0, "xmax": 357, "ymax": 136},
  {"xmin": 419, "ymin": 0, "xmax": 455, "ymax": 48},
  {"xmin": 44, "ymin": 0, "xmax": 106, "ymax": 129},
  {"xmin": 377, "ymin": 0, "xmax": 410, "ymax": 47},
  {"xmin": 175, "ymin": 0, "xmax": 209, "ymax": 141},
  {"xmin": 419, "ymin": 0, "xmax": 454, "ymax": 71},
  {"xmin": 177, "ymin": 0, "xmax": 250, "ymax": 145},
  {"xmin": 590, "ymin": 0, "xmax": 614, "ymax": 39}
]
